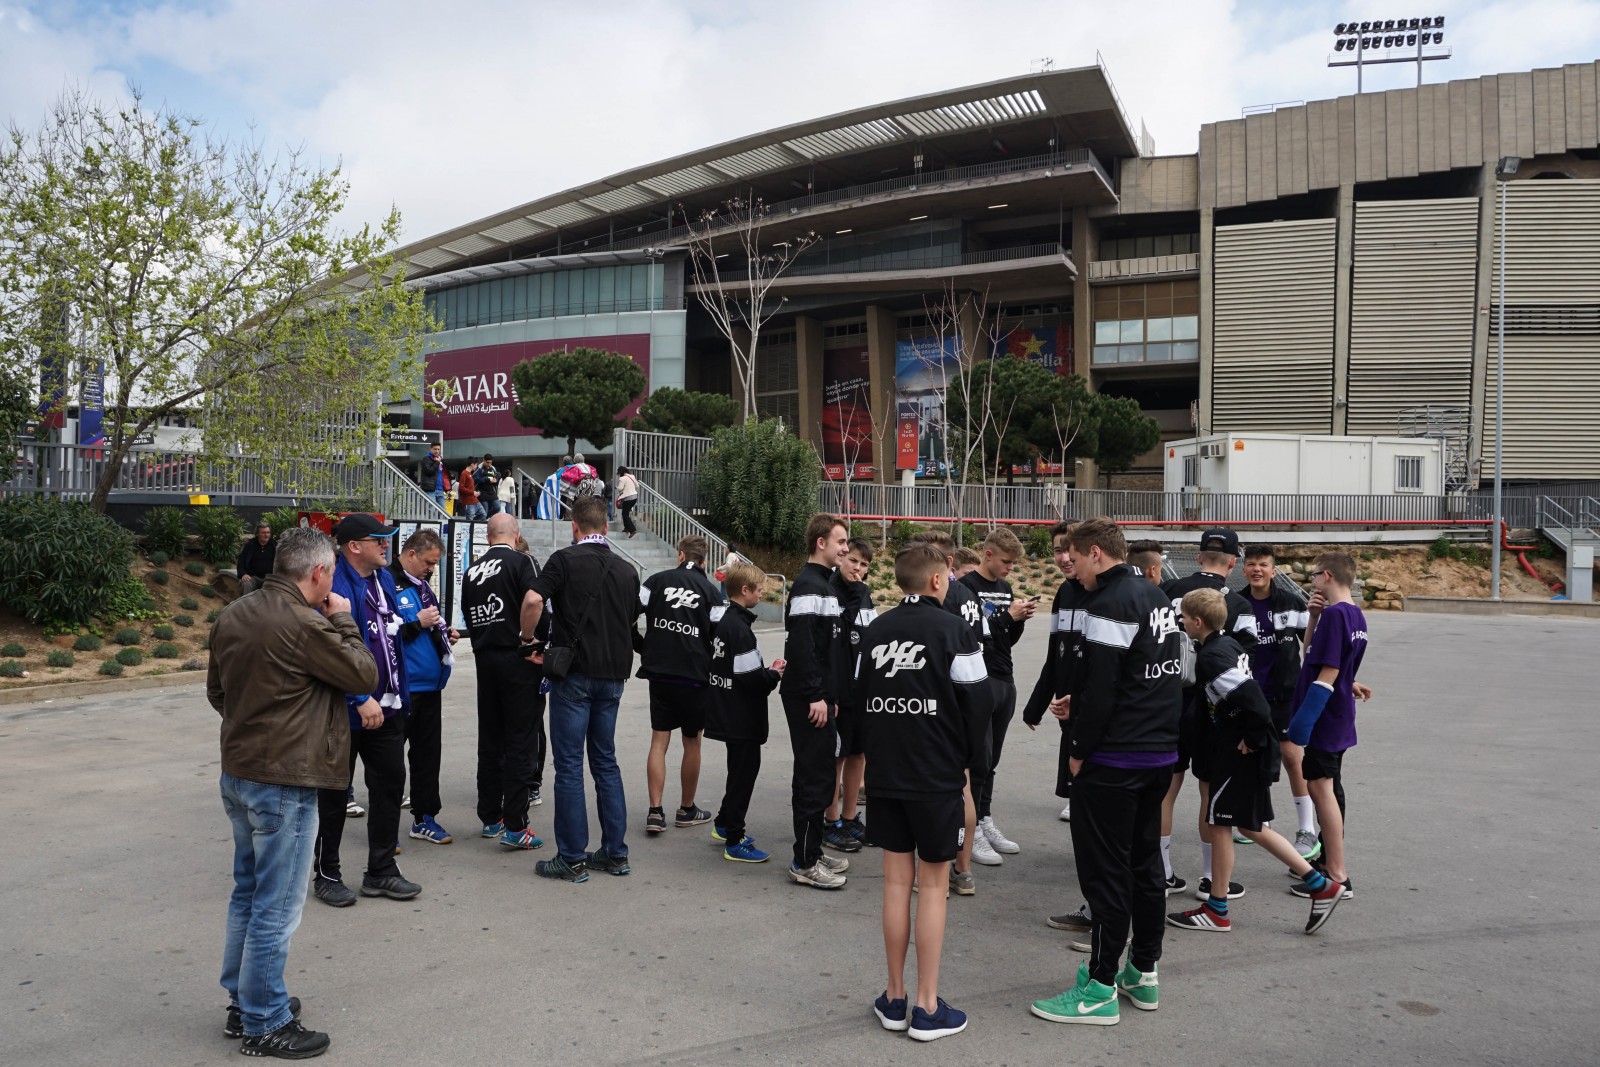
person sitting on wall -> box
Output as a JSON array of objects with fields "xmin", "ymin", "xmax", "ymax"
[{"xmin": 236, "ymin": 523, "xmax": 277, "ymax": 595}]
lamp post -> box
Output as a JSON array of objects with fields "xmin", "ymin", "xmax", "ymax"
[{"xmin": 1491, "ymin": 156, "xmax": 1520, "ymax": 601}]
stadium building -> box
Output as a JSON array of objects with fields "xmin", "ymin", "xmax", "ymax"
[{"xmin": 396, "ymin": 57, "xmax": 1600, "ymax": 490}]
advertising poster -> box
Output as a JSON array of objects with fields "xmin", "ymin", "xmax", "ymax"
[
  {"xmin": 423, "ymin": 333, "xmax": 652, "ymax": 441},
  {"xmin": 893, "ymin": 337, "xmax": 961, "ymax": 478},
  {"xmin": 78, "ymin": 362, "xmax": 105, "ymax": 448},
  {"xmin": 991, "ymin": 325, "xmax": 1074, "ymax": 376},
  {"xmin": 820, "ymin": 344, "xmax": 874, "ymax": 480}
]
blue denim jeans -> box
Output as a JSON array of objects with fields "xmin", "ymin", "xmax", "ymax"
[
  {"xmin": 429, "ymin": 489, "xmax": 447, "ymax": 512},
  {"xmin": 547, "ymin": 673, "xmax": 628, "ymax": 864},
  {"xmin": 219, "ymin": 773, "xmax": 319, "ymax": 1037}
]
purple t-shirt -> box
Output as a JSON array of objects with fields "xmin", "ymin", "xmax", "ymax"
[
  {"xmin": 1246, "ymin": 593, "xmax": 1277, "ymax": 692},
  {"xmin": 1292, "ymin": 600, "xmax": 1368, "ymax": 752},
  {"xmin": 1091, "ymin": 750, "xmax": 1178, "ymax": 770}
]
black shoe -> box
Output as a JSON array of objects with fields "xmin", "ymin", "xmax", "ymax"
[
  {"xmin": 1194, "ymin": 877, "xmax": 1246, "ymax": 900},
  {"xmin": 225, "ymin": 997, "xmax": 300, "ymax": 1039},
  {"xmin": 586, "ymin": 850, "xmax": 632, "ymax": 876},
  {"xmin": 1163, "ymin": 875, "xmax": 1188, "ymax": 897},
  {"xmin": 359, "ymin": 873, "xmax": 421, "ymax": 900},
  {"xmin": 312, "ymin": 879, "xmax": 356, "ymax": 908},
  {"xmin": 239, "ymin": 1019, "xmax": 330, "ymax": 1059},
  {"xmin": 646, "ymin": 808, "xmax": 667, "ymax": 834},
  {"xmin": 823, "ymin": 821, "xmax": 863, "ymax": 853}
]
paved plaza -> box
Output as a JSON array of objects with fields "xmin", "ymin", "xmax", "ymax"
[{"xmin": 3, "ymin": 610, "xmax": 1597, "ymax": 1066}]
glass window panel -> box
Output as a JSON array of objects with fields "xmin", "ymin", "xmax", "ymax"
[
  {"xmin": 1172, "ymin": 341, "xmax": 1199, "ymax": 361},
  {"xmin": 1173, "ymin": 315, "xmax": 1199, "ymax": 340},
  {"xmin": 598, "ymin": 266, "xmax": 616, "ymax": 310},
  {"xmin": 583, "ymin": 269, "xmax": 601, "ymax": 310},
  {"xmin": 487, "ymin": 279, "xmax": 502, "ymax": 323},
  {"xmin": 1146, "ymin": 342, "xmax": 1172, "ymax": 361},
  {"xmin": 1173, "ymin": 278, "xmax": 1200, "ymax": 298},
  {"xmin": 1119, "ymin": 319, "xmax": 1143, "ymax": 343},
  {"xmin": 1147, "ymin": 295, "xmax": 1173, "ymax": 317},
  {"xmin": 1120, "ymin": 344, "xmax": 1144, "ymax": 363},
  {"xmin": 1173, "ymin": 296, "xmax": 1199, "ymax": 316},
  {"xmin": 1095, "ymin": 320, "xmax": 1120, "ymax": 344},
  {"xmin": 1153, "ymin": 235, "xmax": 1172, "ymax": 256},
  {"xmin": 1120, "ymin": 294, "xmax": 1145, "ymax": 318},
  {"xmin": 1093, "ymin": 345, "xmax": 1120, "ymax": 365},
  {"xmin": 554, "ymin": 272, "xmax": 571, "ymax": 314},
  {"xmin": 1135, "ymin": 236, "xmax": 1155, "ymax": 259},
  {"xmin": 1147, "ymin": 317, "xmax": 1173, "ymax": 341}
]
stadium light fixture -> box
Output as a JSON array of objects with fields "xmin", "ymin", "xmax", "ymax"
[
  {"xmin": 1329, "ymin": 15, "xmax": 1450, "ymax": 90},
  {"xmin": 909, "ymin": 214, "xmax": 929, "ymax": 221},
  {"xmin": 835, "ymin": 229, "xmax": 852, "ymax": 235},
  {"xmin": 987, "ymin": 203, "xmax": 1009, "ymax": 209}
]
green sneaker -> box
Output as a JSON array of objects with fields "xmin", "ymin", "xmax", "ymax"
[
  {"xmin": 1116, "ymin": 959, "xmax": 1159, "ymax": 1011},
  {"xmin": 1030, "ymin": 963, "xmax": 1120, "ymax": 1025}
]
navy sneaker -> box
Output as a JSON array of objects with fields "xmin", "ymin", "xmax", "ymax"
[
  {"xmin": 646, "ymin": 808, "xmax": 667, "ymax": 834},
  {"xmin": 723, "ymin": 836, "xmax": 770, "ymax": 863},
  {"xmin": 843, "ymin": 816, "xmax": 871, "ymax": 847},
  {"xmin": 675, "ymin": 804, "xmax": 713, "ymax": 827},
  {"xmin": 908, "ymin": 997, "xmax": 968, "ymax": 1042},
  {"xmin": 823, "ymin": 820, "xmax": 863, "ymax": 853},
  {"xmin": 535, "ymin": 856, "xmax": 590, "ymax": 883},
  {"xmin": 873, "ymin": 991, "xmax": 909, "ymax": 1032},
  {"xmin": 586, "ymin": 850, "xmax": 631, "ymax": 876}
]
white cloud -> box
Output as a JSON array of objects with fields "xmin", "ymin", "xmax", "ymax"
[{"xmin": 2, "ymin": 0, "xmax": 1597, "ymax": 243}]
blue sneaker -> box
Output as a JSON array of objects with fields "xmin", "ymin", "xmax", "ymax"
[
  {"xmin": 409, "ymin": 816, "xmax": 453, "ymax": 844},
  {"xmin": 481, "ymin": 822, "xmax": 505, "ymax": 839},
  {"xmin": 873, "ymin": 991, "xmax": 909, "ymax": 1032},
  {"xmin": 908, "ymin": 997, "xmax": 968, "ymax": 1042},
  {"xmin": 723, "ymin": 836, "xmax": 770, "ymax": 863},
  {"xmin": 499, "ymin": 827, "xmax": 543, "ymax": 850},
  {"xmin": 710, "ymin": 821, "xmax": 729, "ymax": 844}
]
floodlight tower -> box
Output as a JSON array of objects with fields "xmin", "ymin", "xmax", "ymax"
[{"xmin": 1328, "ymin": 17, "xmax": 1452, "ymax": 91}]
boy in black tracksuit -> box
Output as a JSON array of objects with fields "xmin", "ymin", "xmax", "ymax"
[
  {"xmin": 1166, "ymin": 588, "xmax": 1329, "ymax": 934},
  {"xmin": 634, "ymin": 538, "xmax": 727, "ymax": 832},
  {"xmin": 1030, "ymin": 518, "xmax": 1181, "ymax": 1027},
  {"xmin": 861, "ymin": 543, "xmax": 992, "ymax": 1041},
  {"xmin": 781, "ymin": 515, "xmax": 850, "ymax": 888},
  {"xmin": 1023, "ymin": 522, "xmax": 1087, "ymax": 815},
  {"xmin": 960, "ymin": 527, "xmax": 1036, "ymax": 861},
  {"xmin": 825, "ymin": 538, "xmax": 877, "ymax": 851},
  {"xmin": 705, "ymin": 561, "xmax": 782, "ymax": 863},
  {"xmin": 1159, "ymin": 527, "xmax": 1258, "ymax": 897}
]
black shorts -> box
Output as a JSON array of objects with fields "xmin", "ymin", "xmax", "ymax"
[
  {"xmin": 1269, "ymin": 701, "xmax": 1294, "ymax": 741},
  {"xmin": 1185, "ymin": 708, "xmax": 1217, "ymax": 782},
  {"xmin": 1205, "ymin": 771, "xmax": 1273, "ymax": 830},
  {"xmin": 834, "ymin": 706, "xmax": 863, "ymax": 758},
  {"xmin": 867, "ymin": 793, "xmax": 964, "ymax": 863},
  {"xmin": 649, "ymin": 681, "xmax": 705, "ymax": 736},
  {"xmin": 1301, "ymin": 746, "xmax": 1345, "ymax": 783}
]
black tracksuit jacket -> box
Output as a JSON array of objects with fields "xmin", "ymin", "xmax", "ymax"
[
  {"xmin": 780, "ymin": 562, "xmax": 842, "ymax": 705},
  {"xmin": 634, "ymin": 561, "xmax": 726, "ymax": 684},
  {"xmin": 1195, "ymin": 630, "xmax": 1276, "ymax": 779},
  {"xmin": 960, "ymin": 570, "xmax": 1025, "ymax": 681},
  {"xmin": 705, "ymin": 602, "xmax": 780, "ymax": 746},
  {"xmin": 1069, "ymin": 563, "xmax": 1186, "ymax": 762}
]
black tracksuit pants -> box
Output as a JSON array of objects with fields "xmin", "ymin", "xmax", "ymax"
[
  {"xmin": 316, "ymin": 714, "xmax": 405, "ymax": 883},
  {"xmin": 475, "ymin": 646, "xmax": 546, "ymax": 833},
  {"xmin": 783, "ymin": 694, "xmax": 837, "ymax": 869},
  {"xmin": 714, "ymin": 741, "xmax": 762, "ymax": 845},
  {"xmin": 1068, "ymin": 761, "xmax": 1171, "ymax": 986},
  {"xmin": 404, "ymin": 689, "xmax": 444, "ymax": 819},
  {"xmin": 973, "ymin": 678, "xmax": 1017, "ymax": 819}
]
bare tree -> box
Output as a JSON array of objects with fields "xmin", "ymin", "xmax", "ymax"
[
  {"xmin": 820, "ymin": 378, "xmax": 895, "ymax": 531},
  {"xmin": 681, "ymin": 194, "xmax": 818, "ymax": 421}
]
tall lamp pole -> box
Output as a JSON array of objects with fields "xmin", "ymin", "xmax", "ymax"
[{"xmin": 1491, "ymin": 156, "xmax": 1520, "ymax": 601}]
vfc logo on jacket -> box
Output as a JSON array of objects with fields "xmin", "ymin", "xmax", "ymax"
[{"xmin": 636, "ymin": 561, "xmax": 727, "ymax": 684}]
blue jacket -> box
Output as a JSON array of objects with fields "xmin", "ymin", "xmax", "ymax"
[
  {"xmin": 389, "ymin": 561, "xmax": 453, "ymax": 693},
  {"xmin": 331, "ymin": 554, "xmax": 410, "ymax": 728}
]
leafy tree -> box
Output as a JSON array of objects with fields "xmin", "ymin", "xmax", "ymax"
[
  {"xmin": 631, "ymin": 387, "xmax": 738, "ymax": 438},
  {"xmin": 509, "ymin": 346, "xmax": 647, "ymax": 457},
  {"xmin": 0, "ymin": 89, "xmax": 435, "ymax": 512},
  {"xmin": 697, "ymin": 418, "xmax": 819, "ymax": 550},
  {"xmin": 1091, "ymin": 393, "xmax": 1162, "ymax": 479},
  {"xmin": 945, "ymin": 357, "xmax": 1097, "ymax": 484},
  {"xmin": 0, "ymin": 362, "xmax": 31, "ymax": 453}
]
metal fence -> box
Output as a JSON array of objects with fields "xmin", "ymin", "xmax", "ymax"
[
  {"xmin": 2, "ymin": 442, "xmax": 373, "ymax": 505},
  {"xmin": 819, "ymin": 481, "xmax": 1495, "ymax": 530},
  {"xmin": 613, "ymin": 429, "xmax": 713, "ymax": 511},
  {"xmin": 372, "ymin": 459, "xmax": 450, "ymax": 522}
]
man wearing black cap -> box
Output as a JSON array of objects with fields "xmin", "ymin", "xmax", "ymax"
[
  {"xmin": 1158, "ymin": 527, "xmax": 1257, "ymax": 901},
  {"xmin": 312, "ymin": 514, "xmax": 421, "ymax": 907}
]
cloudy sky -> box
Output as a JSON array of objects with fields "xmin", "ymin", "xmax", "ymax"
[{"xmin": 2, "ymin": 0, "xmax": 1597, "ymax": 243}]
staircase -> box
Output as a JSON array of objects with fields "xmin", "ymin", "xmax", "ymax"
[{"xmin": 517, "ymin": 516, "xmax": 682, "ymax": 578}]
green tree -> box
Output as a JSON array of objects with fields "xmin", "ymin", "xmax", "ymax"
[
  {"xmin": 0, "ymin": 89, "xmax": 435, "ymax": 512},
  {"xmin": 1091, "ymin": 393, "xmax": 1162, "ymax": 480},
  {"xmin": 698, "ymin": 418, "xmax": 819, "ymax": 550},
  {"xmin": 945, "ymin": 356, "xmax": 1096, "ymax": 484},
  {"xmin": 631, "ymin": 387, "xmax": 738, "ymax": 437},
  {"xmin": 509, "ymin": 346, "xmax": 647, "ymax": 456}
]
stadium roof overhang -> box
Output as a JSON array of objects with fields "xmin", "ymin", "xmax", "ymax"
[{"xmin": 390, "ymin": 64, "xmax": 1139, "ymax": 283}]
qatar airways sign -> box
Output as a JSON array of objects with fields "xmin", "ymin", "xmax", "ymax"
[{"xmin": 422, "ymin": 334, "xmax": 651, "ymax": 440}]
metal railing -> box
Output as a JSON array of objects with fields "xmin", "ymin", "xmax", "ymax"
[
  {"xmin": 2, "ymin": 441, "xmax": 370, "ymax": 504},
  {"xmin": 585, "ymin": 149, "xmax": 1110, "ymax": 256},
  {"xmin": 775, "ymin": 242, "xmax": 1070, "ymax": 281},
  {"xmin": 427, "ymin": 292, "xmax": 683, "ymax": 332},
  {"xmin": 613, "ymin": 429, "xmax": 713, "ymax": 511},
  {"xmin": 819, "ymin": 481, "xmax": 1494, "ymax": 530},
  {"xmin": 630, "ymin": 479, "xmax": 784, "ymax": 599},
  {"xmin": 373, "ymin": 458, "xmax": 450, "ymax": 522},
  {"xmin": 1087, "ymin": 252, "xmax": 1200, "ymax": 281}
]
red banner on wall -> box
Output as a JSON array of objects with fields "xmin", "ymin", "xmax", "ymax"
[
  {"xmin": 821, "ymin": 344, "xmax": 875, "ymax": 480},
  {"xmin": 422, "ymin": 334, "xmax": 652, "ymax": 440}
]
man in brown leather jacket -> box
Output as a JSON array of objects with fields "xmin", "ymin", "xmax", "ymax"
[{"xmin": 207, "ymin": 527, "xmax": 378, "ymax": 1059}]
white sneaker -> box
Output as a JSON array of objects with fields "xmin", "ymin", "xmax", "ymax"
[
  {"xmin": 345, "ymin": 801, "xmax": 365, "ymax": 818},
  {"xmin": 788, "ymin": 860, "xmax": 846, "ymax": 889},
  {"xmin": 1058, "ymin": 801, "xmax": 1071, "ymax": 822},
  {"xmin": 401, "ymin": 794, "xmax": 411, "ymax": 810},
  {"xmin": 817, "ymin": 853, "xmax": 850, "ymax": 875},
  {"xmin": 980, "ymin": 816, "xmax": 1020, "ymax": 855},
  {"xmin": 971, "ymin": 832, "xmax": 1003, "ymax": 866}
]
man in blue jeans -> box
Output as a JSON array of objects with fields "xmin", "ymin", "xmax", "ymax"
[
  {"xmin": 207, "ymin": 527, "xmax": 379, "ymax": 1058},
  {"xmin": 524, "ymin": 496, "xmax": 640, "ymax": 882}
]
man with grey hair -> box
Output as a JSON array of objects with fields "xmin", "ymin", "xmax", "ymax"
[{"xmin": 209, "ymin": 527, "xmax": 378, "ymax": 1057}]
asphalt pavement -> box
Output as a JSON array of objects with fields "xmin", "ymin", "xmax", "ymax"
[{"xmin": 2, "ymin": 609, "xmax": 1596, "ymax": 1066}]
